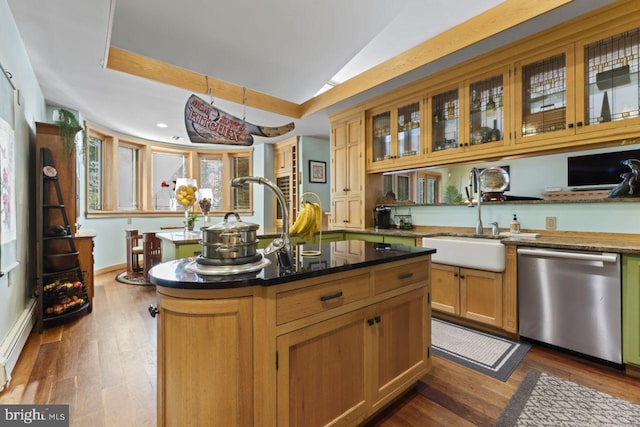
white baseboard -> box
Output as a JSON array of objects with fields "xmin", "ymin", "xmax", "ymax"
[{"xmin": 0, "ymin": 298, "xmax": 37, "ymax": 392}]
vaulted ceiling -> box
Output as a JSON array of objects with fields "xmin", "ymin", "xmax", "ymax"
[{"xmin": 7, "ymin": 0, "xmax": 615, "ymax": 145}]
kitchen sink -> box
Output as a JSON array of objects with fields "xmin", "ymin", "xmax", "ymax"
[{"xmin": 421, "ymin": 236, "xmax": 505, "ymax": 272}]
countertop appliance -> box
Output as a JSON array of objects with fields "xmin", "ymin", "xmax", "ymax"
[
  {"xmin": 517, "ymin": 247, "xmax": 621, "ymax": 364},
  {"xmin": 373, "ymin": 206, "xmax": 391, "ymax": 229}
]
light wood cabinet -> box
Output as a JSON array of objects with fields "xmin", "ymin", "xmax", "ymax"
[
  {"xmin": 427, "ymin": 65, "xmax": 511, "ymax": 163},
  {"xmin": 275, "ymin": 258, "xmax": 431, "ymax": 426},
  {"xmin": 370, "ymin": 288, "xmax": 429, "ymax": 410},
  {"xmin": 431, "ymin": 263, "xmax": 503, "ymax": 328},
  {"xmin": 156, "ymin": 253, "xmax": 432, "ymax": 426},
  {"xmin": 276, "ymin": 308, "xmax": 369, "ymax": 427},
  {"xmin": 74, "ymin": 236, "xmax": 95, "ymax": 307},
  {"xmin": 331, "ymin": 114, "xmax": 364, "ymax": 229},
  {"xmin": 366, "ymin": 95, "xmax": 425, "ymax": 172},
  {"xmin": 514, "ymin": 45, "xmax": 576, "ymax": 146},
  {"xmin": 156, "ymin": 293, "xmax": 254, "ymax": 427}
]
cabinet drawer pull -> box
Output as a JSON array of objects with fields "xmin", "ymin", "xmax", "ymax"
[
  {"xmin": 320, "ymin": 291, "xmax": 343, "ymax": 302},
  {"xmin": 460, "ymin": 274, "xmax": 465, "ymax": 279},
  {"xmin": 367, "ymin": 318, "xmax": 375, "ymax": 326},
  {"xmin": 374, "ymin": 315, "xmax": 381, "ymax": 323},
  {"xmin": 398, "ymin": 273, "xmax": 414, "ymax": 280}
]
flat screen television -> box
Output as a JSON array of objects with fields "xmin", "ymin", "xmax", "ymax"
[{"xmin": 567, "ymin": 149, "xmax": 640, "ymax": 189}]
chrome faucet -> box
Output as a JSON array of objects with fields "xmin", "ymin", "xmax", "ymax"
[
  {"xmin": 468, "ymin": 168, "xmax": 483, "ymax": 235},
  {"xmin": 230, "ymin": 176, "xmax": 293, "ymax": 272}
]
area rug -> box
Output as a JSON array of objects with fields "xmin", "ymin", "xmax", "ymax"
[
  {"xmin": 115, "ymin": 271, "xmax": 153, "ymax": 286},
  {"xmin": 495, "ymin": 370, "xmax": 640, "ymax": 426},
  {"xmin": 431, "ymin": 318, "xmax": 530, "ymax": 382}
]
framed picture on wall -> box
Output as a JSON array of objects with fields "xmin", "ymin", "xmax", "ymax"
[{"xmin": 309, "ymin": 160, "xmax": 326, "ymax": 183}]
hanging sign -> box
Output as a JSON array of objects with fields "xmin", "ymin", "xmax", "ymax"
[{"xmin": 184, "ymin": 94, "xmax": 295, "ymax": 146}]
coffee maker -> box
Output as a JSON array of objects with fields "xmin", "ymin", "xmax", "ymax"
[{"xmin": 373, "ymin": 206, "xmax": 391, "ymax": 229}]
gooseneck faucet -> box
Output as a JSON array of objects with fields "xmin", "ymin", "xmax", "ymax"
[
  {"xmin": 230, "ymin": 176, "xmax": 293, "ymax": 272},
  {"xmin": 468, "ymin": 168, "xmax": 483, "ymax": 235}
]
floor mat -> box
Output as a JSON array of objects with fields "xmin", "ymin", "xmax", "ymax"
[
  {"xmin": 431, "ymin": 318, "xmax": 530, "ymax": 381},
  {"xmin": 115, "ymin": 271, "xmax": 154, "ymax": 286},
  {"xmin": 495, "ymin": 369, "xmax": 640, "ymax": 426}
]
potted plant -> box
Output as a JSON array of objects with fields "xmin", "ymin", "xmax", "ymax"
[
  {"xmin": 186, "ymin": 213, "xmax": 199, "ymax": 231},
  {"xmin": 53, "ymin": 108, "xmax": 83, "ymax": 157}
]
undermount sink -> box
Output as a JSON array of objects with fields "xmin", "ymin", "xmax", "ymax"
[{"xmin": 422, "ymin": 236, "xmax": 505, "ymax": 272}]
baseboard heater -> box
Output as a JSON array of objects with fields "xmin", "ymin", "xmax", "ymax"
[{"xmin": 0, "ymin": 298, "xmax": 37, "ymax": 392}]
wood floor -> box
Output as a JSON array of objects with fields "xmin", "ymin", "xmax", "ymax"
[{"xmin": 2, "ymin": 271, "xmax": 640, "ymax": 427}]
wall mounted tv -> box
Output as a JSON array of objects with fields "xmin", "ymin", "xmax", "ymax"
[{"xmin": 568, "ymin": 149, "xmax": 640, "ymax": 189}]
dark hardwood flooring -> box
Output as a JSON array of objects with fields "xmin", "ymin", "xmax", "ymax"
[{"xmin": 2, "ymin": 271, "xmax": 639, "ymax": 426}]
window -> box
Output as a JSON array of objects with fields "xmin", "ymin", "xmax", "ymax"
[
  {"xmin": 118, "ymin": 145, "xmax": 140, "ymax": 210},
  {"xmin": 85, "ymin": 123, "xmax": 253, "ymax": 216},
  {"xmin": 87, "ymin": 135, "xmax": 103, "ymax": 210},
  {"xmin": 383, "ymin": 174, "xmax": 410, "ymax": 201},
  {"xmin": 418, "ymin": 172, "xmax": 441, "ymax": 204},
  {"xmin": 199, "ymin": 156, "xmax": 223, "ymax": 211},
  {"xmin": 152, "ymin": 152, "xmax": 187, "ymax": 210},
  {"xmin": 231, "ymin": 155, "xmax": 251, "ymax": 211}
]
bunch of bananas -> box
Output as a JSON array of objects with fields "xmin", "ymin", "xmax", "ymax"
[{"xmin": 289, "ymin": 201, "xmax": 322, "ymax": 241}]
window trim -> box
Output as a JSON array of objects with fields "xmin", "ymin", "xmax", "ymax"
[{"xmin": 84, "ymin": 122, "xmax": 254, "ymax": 218}]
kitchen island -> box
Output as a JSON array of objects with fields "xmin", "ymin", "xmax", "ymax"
[{"xmin": 149, "ymin": 240, "xmax": 435, "ymax": 427}]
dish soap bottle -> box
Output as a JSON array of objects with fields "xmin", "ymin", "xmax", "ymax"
[{"xmin": 510, "ymin": 214, "xmax": 521, "ymax": 234}]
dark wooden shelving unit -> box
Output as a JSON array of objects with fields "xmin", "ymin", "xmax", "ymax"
[{"xmin": 37, "ymin": 147, "xmax": 91, "ymax": 332}]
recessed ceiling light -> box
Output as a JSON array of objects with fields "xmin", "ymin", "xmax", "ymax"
[{"xmin": 156, "ymin": 122, "xmax": 168, "ymax": 128}]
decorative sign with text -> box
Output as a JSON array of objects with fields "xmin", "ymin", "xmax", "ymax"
[{"xmin": 184, "ymin": 94, "xmax": 294, "ymax": 146}]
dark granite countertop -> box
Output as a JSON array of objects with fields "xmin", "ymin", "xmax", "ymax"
[{"xmin": 149, "ymin": 240, "xmax": 435, "ymax": 289}]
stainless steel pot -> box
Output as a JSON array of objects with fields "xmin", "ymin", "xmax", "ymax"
[
  {"xmin": 200, "ymin": 212, "xmax": 259, "ymax": 259},
  {"xmin": 200, "ymin": 241, "xmax": 258, "ymax": 259}
]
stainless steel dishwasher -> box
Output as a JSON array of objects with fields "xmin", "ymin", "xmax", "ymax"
[{"xmin": 517, "ymin": 247, "xmax": 621, "ymax": 364}]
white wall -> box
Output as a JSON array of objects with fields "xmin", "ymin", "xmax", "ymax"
[{"xmin": 0, "ymin": 0, "xmax": 47, "ymax": 346}]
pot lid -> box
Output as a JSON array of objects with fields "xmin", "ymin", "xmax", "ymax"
[{"xmin": 206, "ymin": 212, "xmax": 259, "ymax": 232}]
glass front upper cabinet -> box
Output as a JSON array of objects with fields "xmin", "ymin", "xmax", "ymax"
[
  {"xmin": 468, "ymin": 73, "xmax": 505, "ymax": 146},
  {"xmin": 521, "ymin": 53, "xmax": 568, "ymax": 137},
  {"xmin": 583, "ymin": 28, "xmax": 640, "ymax": 128},
  {"xmin": 371, "ymin": 110, "xmax": 391, "ymax": 162},
  {"xmin": 396, "ymin": 101, "xmax": 421, "ymax": 158},
  {"xmin": 431, "ymin": 88, "xmax": 460, "ymax": 153},
  {"xmin": 369, "ymin": 98, "xmax": 422, "ymax": 169}
]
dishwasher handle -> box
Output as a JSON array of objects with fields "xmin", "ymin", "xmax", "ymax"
[{"xmin": 517, "ymin": 248, "xmax": 618, "ymax": 263}]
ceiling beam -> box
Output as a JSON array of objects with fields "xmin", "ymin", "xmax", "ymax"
[
  {"xmin": 106, "ymin": 47, "xmax": 302, "ymax": 118},
  {"xmin": 107, "ymin": 0, "xmax": 573, "ymax": 119},
  {"xmin": 299, "ymin": 0, "xmax": 574, "ymax": 117}
]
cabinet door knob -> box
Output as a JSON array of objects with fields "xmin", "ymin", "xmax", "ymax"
[
  {"xmin": 148, "ymin": 305, "xmax": 159, "ymax": 318},
  {"xmin": 374, "ymin": 315, "xmax": 381, "ymax": 323},
  {"xmin": 568, "ymin": 123, "xmax": 574, "ymax": 128},
  {"xmin": 459, "ymin": 274, "xmax": 465, "ymax": 279},
  {"xmin": 577, "ymin": 121, "xmax": 583, "ymax": 127},
  {"xmin": 367, "ymin": 318, "xmax": 375, "ymax": 326},
  {"xmin": 454, "ymin": 273, "xmax": 458, "ymax": 277}
]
